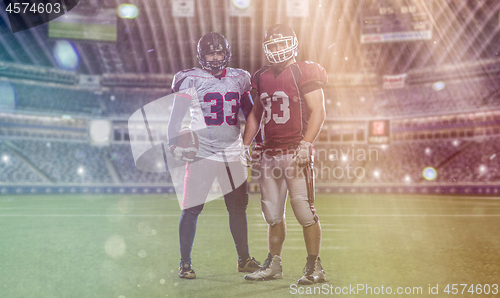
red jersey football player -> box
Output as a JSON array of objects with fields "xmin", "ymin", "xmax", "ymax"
[{"xmin": 241, "ymin": 24, "xmax": 327, "ymax": 285}]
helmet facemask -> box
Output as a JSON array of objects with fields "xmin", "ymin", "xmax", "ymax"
[
  {"xmin": 263, "ymin": 36, "xmax": 298, "ymax": 64},
  {"xmin": 198, "ymin": 50, "xmax": 229, "ymax": 73},
  {"xmin": 197, "ymin": 32, "xmax": 231, "ymax": 73}
]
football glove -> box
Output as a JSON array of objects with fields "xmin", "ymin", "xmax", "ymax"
[
  {"xmin": 240, "ymin": 145, "xmax": 252, "ymax": 167},
  {"xmin": 293, "ymin": 140, "xmax": 313, "ymax": 167},
  {"xmin": 251, "ymin": 143, "xmax": 264, "ymax": 163},
  {"xmin": 169, "ymin": 145, "xmax": 196, "ymax": 162}
]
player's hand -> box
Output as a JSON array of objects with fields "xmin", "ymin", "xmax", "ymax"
[
  {"xmin": 251, "ymin": 143, "xmax": 264, "ymax": 163},
  {"xmin": 240, "ymin": 145, "xmax": 251, "ymax": 167},
  {"xmin": 293, "ymin": 140, "xmax": 312, "ymax": 167},
  {"xmin": 169, "ymin": 145, "xmax": 196, "ymax": 162}
]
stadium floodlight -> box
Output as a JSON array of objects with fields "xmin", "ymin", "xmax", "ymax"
[{"xmin": 117, "ymin": 4, "xmax": 139, "ymax": 19}]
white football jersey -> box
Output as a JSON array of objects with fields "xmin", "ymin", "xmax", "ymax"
[{"xmin": 171, "ymin": 67, "xmax": 251, "ymax": 162}]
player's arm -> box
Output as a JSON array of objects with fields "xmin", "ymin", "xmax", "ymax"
[
  {"xmin": 242, "ymin": 89, "xmax": 263, "ymax": 146},
  {"xmin": 302, "ymin": 88, "xmax": 326, "ymax": 143},
  {"xmin": 167, "ymin": 94, "xmax": 196, "ymax": 162},
  {"xmin": 240, "ymin": 91, "xmax": 253, "ymax": 121},
  {"xmin": 240, "ymin": 91, "xmax": 263, "ymax": 143},
  {"xmin": 167, "ymin": 95, "xmax": 190, "ymax": 146},
  {"xmin": 294, "ymin": 88, "xmax": 325, "ymax": 167}
]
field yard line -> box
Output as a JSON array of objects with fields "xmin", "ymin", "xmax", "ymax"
[
  {"xmin": 253, "ymin": 228, "xmax": 349, "ymax": 232},
  {"xmin": 0, "ymin": 213, "xmax": 269, "ymax": 217},
  {"xmin": 0, "ymin": 207, "xmax": 174, "ymax": 210},
  {"xmin": 439, "ymin": 196, "xmax": 500, "ymax": 200},
  {"xmin": 0, "ymin": 214, "xmax": 183, "ymax": 217},
  {"xmin": 284, "ymin": 246, "xmax": 349, "ymax": 250},
  {"xmin": 318, "ymin": 214, "xmax": 500, "ymax": 217},
  {"xmin": 315, "ymin": 206, "xmax": 500, "ymax": 209},
  {"xmin": 3, "ymin": 213, "xmax": 495, "ymax": 218},
  {"xmin": 251, "ymin": 223, "xmax": 384, "ymax": 227},
  {"xmin": 252, "ymin": 237, "xmax": 340, "ymax": 241}
]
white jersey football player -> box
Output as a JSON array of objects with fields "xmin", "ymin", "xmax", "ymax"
[{"xmin": 167, "ymin": 32, "xmax": 261, "ymax": 279}]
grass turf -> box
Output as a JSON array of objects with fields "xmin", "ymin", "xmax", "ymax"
[{"xmin": 0, "ymin": 193, "xmax": 499, "ymax": 297}]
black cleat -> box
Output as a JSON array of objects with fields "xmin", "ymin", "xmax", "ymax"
[
  {"xmin": 238, "ymin": 257, "xmax": 262, "ymax": 273},
  {"xmin": 179, "ymin": 261, "xmax": 196, "ymax": 279}
]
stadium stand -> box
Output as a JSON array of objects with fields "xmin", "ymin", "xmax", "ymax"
[
  {"xmin": 0, "ymin": 141, "xmax": 45, "ymax": 183},
  {"xmin": 103, "ymin": 89, "xmax": 168, "ymax": 116},
  {"xmin": 9, "ymin": 139, "xmax": 113, "ymax": 184},
  {"xmin": 13, "ymin": 83, "xmax": 102, "ymax": 115},
  {"xmin": 2, "ymin": 63, "xmax": 500, "ymax": 192},
  {"xmin": 324, "ymin": 76, "xmax": 500, "ymax": 119},
  {"xmin": 109, "ymin": 143, "xmax": 171, "ymax": 184}
]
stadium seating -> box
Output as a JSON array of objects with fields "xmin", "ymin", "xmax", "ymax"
[
  {"xmin": 0, "ymin": 142, "xmax": 45, "ymax": 183},
  {"xmin": 13, "ymin": 83, "xmax": 102, "ymax": 115},
  {"xmin": 325, "ymin": 77, "xmax": 500, "ymax": 118},
  {"xmin": 9, "ymin": 140, "xmax": 113, "ymax": 184},
  {"xmin": 109, "ymin": 143, "xmax": 171, "ymax": 183},
  {"xmin": 103, "ymin": 89, "xmax": 168, "ymax": 116},
  {"xmin": 4, "ymin": 73, "xmax": 500, "ymax": 188},
  {"xmin": 2, "ymin": 136, "xmax": 500, "ymax": 186}
]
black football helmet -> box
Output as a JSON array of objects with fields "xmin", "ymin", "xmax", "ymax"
[
  {"xmin": 197, "ymin": 32, "xmax": 231, "ymax": 72},
  {"xmin": 263, "ymin": 24, "xmax": 298, "ymax": 64}
]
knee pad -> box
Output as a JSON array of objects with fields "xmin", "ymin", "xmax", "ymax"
[
  {"xmin": 265, "ymin": 217, "xmax": 285, "ymax": 227},
  {"xmin": 261, "ymin": 204, "xmax": 285, "ymax": 226},
  {"xmin": 290, "ymin": 198, "xmax": 318, "ymax": 227}
]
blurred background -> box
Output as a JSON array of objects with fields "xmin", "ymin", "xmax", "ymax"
[{"xmin": 1, "ymin": 0, "xmax": 500, "ymax": 195}]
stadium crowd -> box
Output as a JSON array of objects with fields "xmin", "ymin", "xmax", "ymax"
[{"xmin": 1, "ymin": 137, "xmax": 500, "ymax": 186}]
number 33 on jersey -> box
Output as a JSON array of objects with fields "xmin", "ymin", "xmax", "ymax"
[
  {"xmin": 171, "ymin": 67, "xmax": 251, "ymax": 161},
  {"xmin": 252, "ymin": 61, "xmax": 328, "ymax": 150}
]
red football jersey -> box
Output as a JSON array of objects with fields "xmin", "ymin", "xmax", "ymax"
[{"xmin": 251, "ymin": 61, "xmax": 328, "ymax": 153}]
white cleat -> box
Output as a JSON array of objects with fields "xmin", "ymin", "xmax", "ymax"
[
  {"xmin": 297, "ymin": 257, "xmax": 326, "ymax": 285},
  {"xmin": 244, "ymin": 254, "xmax": 283, "ymax": 281}
]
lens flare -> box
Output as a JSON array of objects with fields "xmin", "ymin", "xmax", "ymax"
[
  {"xmin": 53, "ymin": 40, "xmax": 79, "ymax": 70},
  {"xmin": 422, "ymin": 167, "xmax": 437, "ymax": 181},
  {"xmin": 117, "ymin": 4, "xmax": 139, "ymax": 19}
]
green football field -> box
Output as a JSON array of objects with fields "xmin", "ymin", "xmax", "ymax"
[{"xmin": 1, "ymin": 193, "xmax": 499, "ymax": 297}]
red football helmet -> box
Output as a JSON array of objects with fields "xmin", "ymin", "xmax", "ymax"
[{"xmin": 262, "ymin": 24, "xmax": 298, "ymax": 64}]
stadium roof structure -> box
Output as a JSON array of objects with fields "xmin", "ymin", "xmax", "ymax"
[{"xmin": 1, "ymin": 0, "xmax": 500, "ymax": 76}]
